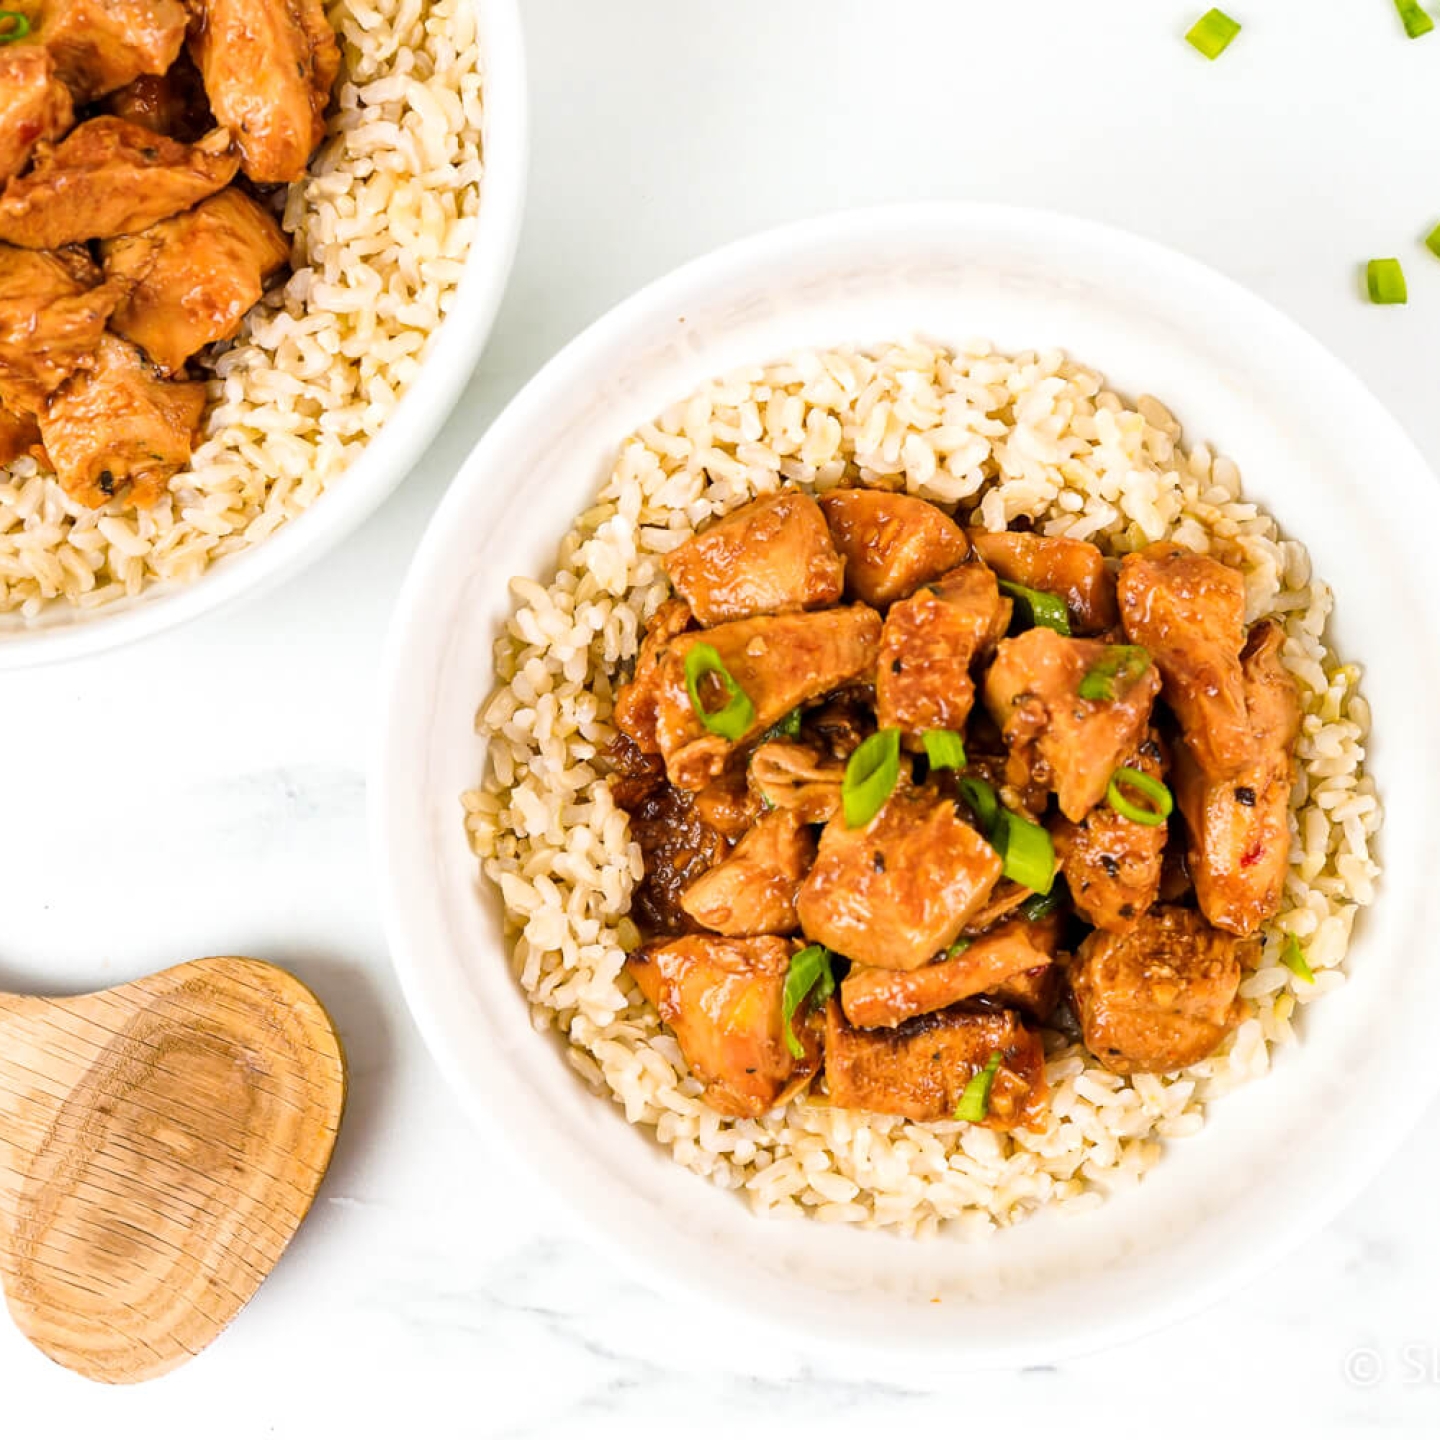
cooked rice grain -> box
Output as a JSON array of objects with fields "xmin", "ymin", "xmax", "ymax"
[
  {"xmin": 0, "ymin": 0, "xmax": 483, "ymax": 618},
  {"xmin": 466, "ymin": 340, "xmax": 1382, "ymax": 1236}
]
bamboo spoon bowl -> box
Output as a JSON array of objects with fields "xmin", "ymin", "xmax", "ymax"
[{"xmin": 0, "ymin": 956, "xmax": 346, "ymax": 1384}]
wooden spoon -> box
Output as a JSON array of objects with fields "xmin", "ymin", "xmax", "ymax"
[{"xmin": 0, "ymin": 955, "xmax": 346, "ymax": 1384}]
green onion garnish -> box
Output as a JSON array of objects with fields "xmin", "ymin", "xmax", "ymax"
[
  {"xmin": 765, "ymin": 707, "xmax": 802, "ymax": 741},
  {"xmin": 1106, "ymin": 766, "xmax": 1174, "ymax": 826},
  {"xmin": 959, "ymin": 776, "xmax": 1000, "ymax": 837},
  {"xmin": 0, "ymin": 10, "xmax": 29, "ymax": 42},
  {"xmin": 781, "ymin": 943, "xmax": 835, "ymax": 1058},
  {"xmin": 945, "ymin": 937, "xmax": 973, "ymax": 959},
  {"xmin": 1019, "ymin": 889, "xmax": 1063, "ymax": 922},
  {"xmin": 1365, "ymin": 258, "xmax": 1408, "ymax": 305},
  {"xmin": 1427, "ymin": 223, "xmax": 1440, "ymax": 261},
  {"xmin": 999, "ymin": 579, "xmax": 1071, "ymax": 636},
  {"xmin": 1395, "ymin": 0, "xmax": 1435, "ymax": 37},
  {"xmin": 842, "ymin": 727, "xmax": 901, "ymax": 828},
  {"xmin": 1280, "ymin": 932, "xmax": 1315, "ymax": 984},
  {"xmin": 1077, "ymin": 644, "xmax": 1151, "ymax": 703},
  {"xmin": 993, "ymin": 809, "xmax": 1056, "ymax": 894},
  {"xmin": 683, "ymin": 643, "xmax": 755, "ymax": 741},
  {"xmin": 1185, "ymin": 8, "xmax": 1240, "ymax": 59},
  {"xmin": 922, "ymin": 728, "xmax": 967, "ymax": 771},
  {"xmin": 955, "ymin": 1050, "xmax": 1003, "ymax": 1123}
]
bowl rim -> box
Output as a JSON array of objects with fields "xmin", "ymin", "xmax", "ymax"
[
  {"xmin": 373, "ymin": 199, "xmax": 1440, "ymax": 1369},
  {"xmin": 0, "ymin": 0, "xmax": 529, "ymax": 670}
]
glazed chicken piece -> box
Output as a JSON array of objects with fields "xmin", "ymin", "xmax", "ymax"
[
  {"xmin": 651, "ymin": 605, "xmax": 882, "ymax": 790},
  {"xmin": 747, "ymin": 739, "xmax": 844, "ymax": 825},
  {"xmin": 983, "ymin": 629, "xmax": 1162, "ymax": 822},
  {"xmin": 1173, "ymin": 619, "xmax": 1301, "ymax": 935},
  {"xmin": 1055, "ymin": 731, "xmax": 1168, "ymax": 934},
  {"xmin": 690, "ymin": 769, "xmax": 762, "ymax": 841},
  {"xmin": 37, "ymin": 334, "xmax": 206, "ymax": 508},
  {"xmin": 612, "ymin": 597, "xmax": 693, "ymax": 756},
  {"xmin": 989, "ymin": 961, "xmax": 1063, "ymax": 1023},
  {"xmin": 0, "ymin": 118, "xmax": 239, "ymax": 249},
  {"xmin": 969, "ymin": 529, "xmax": 1118, "ymax": 634},
  {"xmin": 38, "ymin": 0, "xmax": 187, "ymax": 101},
  {"xmin": 1117, "ymin": 542, "xmax": 1252, "ymax": 778},
  {"xmin": 0, "ymin": 243, "xmax": 120, "ymax": 414},
  {"xmin": 102, "ymin": 189, "xmax": 290, "ymax": 374},
  {"xmin": 627, "ymin": 935, "xmax": 819, "ymax": 1118},
  {"xmin": 0, "ymin": 402, "xmax": 43, "ymax": 467},
  {"xmin": 0, "ymin": 46, "xmax": 74, "ymax": 186},
  {"xmin": 680, "ymin": 808, "xmax": 816, "ymax": 937},
  {"xmin": 875, "ymin": 560, "xmax": 1010, "ymax": 741},
  {"xmin": 187, "ymin": 0, "xmax": 340, "ymax": 184},
  {"xmin": 103, "ymin": 53, "xmax": 214, "ymax": 141},
  {"xmin": 663, "ymin": 491, "xmax": 845, "ymax": 626},
  {"xmin": 823, "ymin": 1000, "xmax": 1048, "ymax": 1129},
  {"xmin": 796, "ymin": 786, "xmax": 1003, "ymax": 971},
  {"xmin": 1069, "ymin": 906, "xmax": 1250, "ymax": 1074},
  {"xmin": 840, "ymin": 913, "xmax": 1061, "ymax": 1029},
  {"xmin": 819, "ymin": 488, "xmax": 970, "ymax": 607}
]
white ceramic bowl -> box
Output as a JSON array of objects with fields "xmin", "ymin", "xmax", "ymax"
[
  {"xmin": 374, "ymin": 203, "xmax": 1440, "ymax": 1368},
  {"xmin": 0, "ymin": 0, "xmax": 527, "ymax": 669}
]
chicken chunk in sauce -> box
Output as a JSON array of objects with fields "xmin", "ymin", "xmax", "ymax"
[
  {"xmin": 796, "ymin": 786, "xmax": 1003, "ymax": 971},
  {"xmin": 102, "ymin": 189, "xmax": 290, "ymax": 374},
  {"xmin": 983, "ymin": 629, "xmax": 1162, "ymax": 822},
  {"xmin": 0, "ymin": 46, "xmax": 74, "ymax": 185},
  {"xmin": 187, "ymin": 0, "xmax": 340, "ymax": 183},
  {"xmin": 38, "ymin": 333, "xmax": 205, "ymax": 508},
  {"xmin": 627, "ymin": 935, "xmax": 819, "ymax": 1117},
  {"xmin": 38, "ymin": 0, "xmax": 187, "ymax": 102},
  {"xmin": 970, "ymin": 529, "xmax": 1118, "ymax": 634},
  {"xmin": 824, "ymin": 1000, "xmax": 1048, "ymax": 1129},
  {"xmin": 680, "ymin": 807, "xmax": 815, "ymax": 937},
  {"xmin": 663, "ymin": 491, "xmax": 844, "ymax": 626},
  {"xmin": 0, "ymin": 118, "xmax": 238, "ymax": 249},
  {"xmin": 875, "ymin": 560, "xmax": 1009, "ymax": 741},
  {"xmin": 1069, "ymin": 906, "xmax": 1250, "ymax": 1074},
  {"xmin": 747, "ymin": 739, "xmax": 844, "ymax": 825},
  {"xmin": 819, "ymin": 488, "xmax": 970, "ymax": 607}
]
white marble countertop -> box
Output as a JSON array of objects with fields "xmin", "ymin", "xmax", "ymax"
[{"xmin": 3, "ymin": 1, "xmax": 1439, "ymax": 1433}]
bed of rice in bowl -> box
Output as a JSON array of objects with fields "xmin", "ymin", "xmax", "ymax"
[
  {"xmin": 463, "ymin": 339, "xmax": 1381, "ymax": 1238},
  {"xmin": 0, "ymin": 0, "xmax": 483, "ymax": 618}
]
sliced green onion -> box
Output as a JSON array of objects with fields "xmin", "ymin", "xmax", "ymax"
[
  {"xmin": 1077, "ymin": 644, "xmax": 1151, "ymax": 702},
  {"xmin": 1106, "ymin": 766, "xmax": 1174, "ymax": 826},
  {"xmin": 842, "ymin": 727, "xmax": 901, "ymax": 828},
  {"xmin": 1426, "ymin": 223, "xmax": 1440, "ymax": 260},
  {"xmin": 994, "ymin": 809, "xmax": 1056, "ymax": 894},
  {"xmin": 1185, "ymin": 8, "xmax": 1240, "ymax": 59},
  {"xmin": 782, "ymin": 943, "xmax": 835, "ymax": 1059},
  {"xmin": 683, "ymin": 643, "xmax": 755, "ymax": 741},
  {"xmin": 765, "ymin": 707, "xmax": 803, "ymax": 741},
  {"xmin": 0, "ymin": 10, "xmax": 30, "ymax": 42},
  {"xmin": 1365, "ymin": 258, "xmax": 1408, "ymax": 305},
  {"xmin": 945, "ymin": 937, "xmax": 972, "ymax": 959},
  {"xmin": 955, "ymin": 1050, "xmax": 1003, "ymax": 1123},
  {"xmin": 1280, "ymin": 932, "xmax": 1315, "ymax": 984},
  {"xmin": 1395, "ymin": 0, "xmax": 1435, "ymax": 37},
  {"xmin": 1019, "ymin": 889, "xmax": 1063, "ymax": 922},
  {"xmin": 922, "ymin": 728, "xmax": 967, "ymax": 771},
  {"xmin": 959, "ymin": 776, "xmax": 999, "ymax": 837},
  {"xmin": 999, "ymin": 579, "xmax": 1071, "ymax": 636}
]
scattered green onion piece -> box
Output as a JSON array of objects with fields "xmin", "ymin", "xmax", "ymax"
[
  {"xmin": 955, "ymin": 1050, "xmax": 1004, "ymax": 1123},
  {"xmin": 922, "ymin": 728, "xmax": 967, "ymax": 771},
  {"xmin": 1106, "ymin": 766, "xmax": 1174, "ymax": 826},
  {"xmin": 683, "ymin": 643, "xmax": 755, "ymax": 741},
  {"xmin": 959, "ymin": 776, "xmax": 999, "ymax": 837},
  {"xmin": 765, "ymin": 707, "xmax": 803, "ymax": 741},
  {"xmin": 1395, "ymin": 0, "xmax": 1435, "ymax": 37},
  {"xmin": 1077, "ymin": 644, "xmax": 1152, "ymax": 702},
  {"xmin": 945, "ymin": 937, "xmax": 973, "ymax": 959},
  {"xmin": 1185, "ymin": 8, "xmax": 1241, "ymax": 59},
  {"xmin": 0, "ymin": 10, "xmax": 29, "ymax": 42},
  {"xmin": 999, "ymin": 579, "xmax": 1071, "ymax": 636},
  {"xmin": 1365, "ymin": 258, "xmax": 1408, "ymax": 305},
  {"xmin": 993, "ymin": 809, "xmax": 1056, "ymax": 894},
  {"xmin": 1425, "ymin": 223, "xmax": 1440, "ymax": 261},
  {"xmin": 782, "ymin": 944, "xmax": 835, "ymax": 1059},
  {"xmin": 1280, "ymin": 933, "xmax": 1315, "ymax": 984},
  {"xmin": 1019, "ymin": 889, "xmax": 1063, "ymax": 922},
  {"xmin": 842, "ymin": 727, "xmax": 901, "ymax": 828}
]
